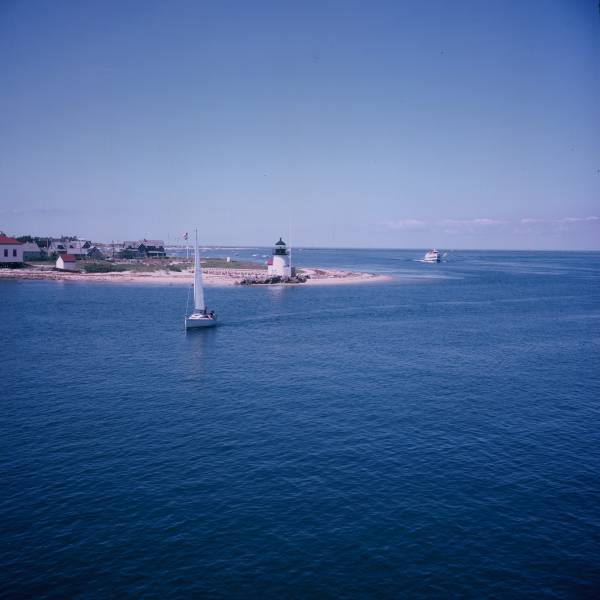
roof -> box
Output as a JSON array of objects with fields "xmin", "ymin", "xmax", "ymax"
[
  {"xmin": 275, "ymin": 237, "xmax": 286, "ymax": 246},
  {"xmin": 21, "ymin": 242, "xmax": 41, "ymax": 252},
  {"xmin": 0, "ymin": 235, "xmax": 22, "ymax": 245},
  {"xmin": 67, "ymin": 241, "xmax": 88, "ymax": 250},
  {"xmin": 48, "ymin": 239, "xmax": 91, "ymax": 252},
  {"xmin": 60, "ymin": 254, "xmax": 77, "ymax": 262},
  {"xmin": 123, "ymin": 240, "xmax": 165, "ymax": 248}
]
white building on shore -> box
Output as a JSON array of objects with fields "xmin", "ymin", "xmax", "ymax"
[
  {"xmin": 56, "ymin": 254, "xmax": 78, "ymax": 271},
  {"xmin": 0, "ymin": 234, "xmax": 23, "ymax": 264},
  {"xmin": 267, "ymin": 237, "xmax": 292, "ymax": 278}
]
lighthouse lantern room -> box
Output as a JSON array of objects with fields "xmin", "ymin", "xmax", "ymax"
[{"xmin": 267, "ymin": 237, "xmax": 292, "ymax": 278}]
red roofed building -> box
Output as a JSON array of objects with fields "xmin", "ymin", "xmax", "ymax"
[
  {"xmin": 56, "ymin": 254, "xmax": 78, "ymax": 271},
  {"xmin": 0, "ymin": 234, "xmax": 23, "ymax": 264}
]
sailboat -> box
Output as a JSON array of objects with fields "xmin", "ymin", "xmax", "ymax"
[{"xmin": 185, "ymin": 229, "xmax": 217, "ymax": 329}]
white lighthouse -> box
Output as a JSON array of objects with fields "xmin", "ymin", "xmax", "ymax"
[{"xmin": 267, "ymin": 237, "xmax": 292, "ymax": 278}]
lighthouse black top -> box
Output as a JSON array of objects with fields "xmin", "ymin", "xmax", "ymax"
[{"xmin": 274, "ymin": 238, "xmax": 288, "ymax": 255}]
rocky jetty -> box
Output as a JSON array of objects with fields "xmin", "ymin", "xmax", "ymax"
[{"xmin": 237, "ymin": 274, "xmax": 309, "ymax": 285}]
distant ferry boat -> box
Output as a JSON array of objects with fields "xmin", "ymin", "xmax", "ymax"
[{"xmin": 423, "ymin": 249, "xmax": 441, "ymax": 263}]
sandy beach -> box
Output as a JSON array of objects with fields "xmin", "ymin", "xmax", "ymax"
[{"xmin": 0, "ymin": 266, "xmax": 392, "ymax": 286}]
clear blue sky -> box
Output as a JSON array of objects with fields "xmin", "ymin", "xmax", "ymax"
[{"xmin": 1, "ymin": 0, "xmax": 598, "ymax": 249}]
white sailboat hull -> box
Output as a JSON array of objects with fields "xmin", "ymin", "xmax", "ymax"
[{"xmin": 185, "ymin": 314, "xmax": 218, "ymax": 329}]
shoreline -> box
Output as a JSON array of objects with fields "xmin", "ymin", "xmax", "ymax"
[{"xmin": 0, "ymin": 266, "xmax": 392, "ymax": 287}]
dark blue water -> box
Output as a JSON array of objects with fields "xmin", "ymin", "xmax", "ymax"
[{"xmin": 2, "ymin": 250, "xmax": 600, "ymax": 598}]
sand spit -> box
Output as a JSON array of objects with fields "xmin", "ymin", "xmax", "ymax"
[
  {"xmin": 0, "ymin": 266, "xmax": 392, "ymax": 287},
  {"xmin": 300, "ymin": 268, "xmax": 391, "ymax": 285}
]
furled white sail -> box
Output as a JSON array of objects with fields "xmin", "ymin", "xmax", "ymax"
[{"xmin": 193, "ymin": 230, "xmax": 205, "ymax": 312}]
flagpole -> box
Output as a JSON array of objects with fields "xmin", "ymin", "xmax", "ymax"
[{"xmin": 288, "ymin": 212, "xmax": 292, "ymax": 276}]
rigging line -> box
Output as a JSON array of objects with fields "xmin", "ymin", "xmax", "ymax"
[{"xmin": 185, "ymin": 281, "xmax": 191, "ymax": 328}]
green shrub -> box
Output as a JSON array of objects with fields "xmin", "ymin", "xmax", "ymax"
[{"xmin": 85, "ymin": 262, "xmax": 130, "ymax": 273}]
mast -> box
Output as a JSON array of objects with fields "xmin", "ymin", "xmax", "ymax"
[
  {"xmin": 288, "ymin": 217, "xmax": 292, "ymax": 274},
  {"xmin": 193, "ymin": 229, "xmax": 205, "ymax": 312}
]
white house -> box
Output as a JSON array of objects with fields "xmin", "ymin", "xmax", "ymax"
[
  {"xmin": 56, "ymin": 254, "xmax": 78, "ymax": 271},
  {"xmin": 0, "ymin": 234, "xmax": 23, "ymax": 264},
  {"xmin": 267, "ymin": 237, "xmax": 292, "ymax": 278},
  {"xmin": 49, "ymin": 238, "xmax": 92, "ymax": 258}
]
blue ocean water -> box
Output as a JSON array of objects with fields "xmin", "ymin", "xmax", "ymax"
[{"xmin": 1, "ymin": 250, "xmax": 599, "ymax": 598}]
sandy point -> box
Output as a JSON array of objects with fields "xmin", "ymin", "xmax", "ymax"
[{"xmin": 0, "ymin": 267, "xmax": 393, "ymax": 287}]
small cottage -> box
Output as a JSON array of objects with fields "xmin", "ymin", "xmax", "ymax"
[
  {"xmin": 56, "ymin": 254, "xmax": 77, "ymax": 271},
  {"xmin": 0, "ymin": 235, "xmax": 23, "ymax": 265}
]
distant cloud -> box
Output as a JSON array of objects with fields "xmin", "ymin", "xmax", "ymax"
[
  {"xmin": 384, "ymin": 217, "xmax": 509, "ymax": 234},
  {"xmin": 383, "ymin": 219, "xmax": 427, "ymax": 230},
  {"xmin": 561, "ymin": 216, "xmax": 599, "ymax": 223},
  {"xmin": 519, "ymin": 216, "xmax": 600, "ymax": 230},
  {"xmin": 0, "ymin": 207, "xmax": 81, "ymax": 216},
  {"xmin": 384, "ymin": 216, "xmax": 600, "ymax": 235},
  {"xmin": 440, "ymin": 218, "xmax": 507, "ymax": 227},
  {"xmin": 439, "ymin": 218, "xmax": 509, "ymax": 233}
]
